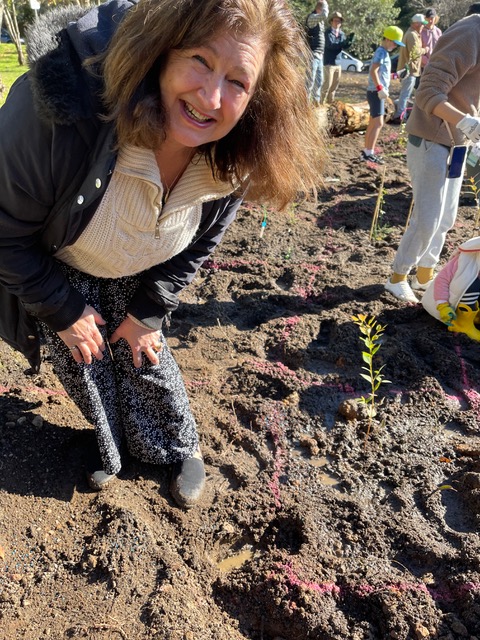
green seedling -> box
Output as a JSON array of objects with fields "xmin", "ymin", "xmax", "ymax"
[
  {"xmin": 468, "ymin": 176, "xmax": 480, "ymax": 231},
  {"xmin": 352, "ymin": 314, "xmax": 391, "ymax": 446}
]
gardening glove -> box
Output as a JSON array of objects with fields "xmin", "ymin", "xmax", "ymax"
[
  {"xmin": 437, "ymin": 302, "xmax": 456, "ymax": 326},
  {"xmin": 456, "ymin": 115, "xmax": 480, "ymax": 143},
  {"xmin": 377, "ymin": 88, "xmax": 389, "ymax": 100}
]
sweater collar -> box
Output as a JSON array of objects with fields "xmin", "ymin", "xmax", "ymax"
[{"xmin": 116, "ymin": 145, "xmax": 235, "ymax": 210}]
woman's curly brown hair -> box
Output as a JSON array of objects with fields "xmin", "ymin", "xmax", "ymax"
[{"xmin": 101, "ymin": 0, "xmax": 326, "ymax": 209}]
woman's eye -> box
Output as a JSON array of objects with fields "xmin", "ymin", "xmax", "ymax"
[
  {"xmin": 193, "ymin": 55, "xmax": 209, "ymax": 67},
  {"xmin": 230, "ymin": 79, "xmax": 246, "ymax": 90}
]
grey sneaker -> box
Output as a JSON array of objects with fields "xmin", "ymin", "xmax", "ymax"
[
  {"xmin": 411, "ymin": 275, "xmax": 433, "ymax": 291},
  {"xmin": 385, "ymin": 278, "xmax": 419, "ymax": 303},
  {"xmin": 170, "ymin": 453, "xmax": 206, "ymax": 509}
]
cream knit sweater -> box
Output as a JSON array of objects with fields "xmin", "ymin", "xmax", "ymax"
[{"xmin": 55, "ymin": 145, "xmax": 234, "ymax": 278}]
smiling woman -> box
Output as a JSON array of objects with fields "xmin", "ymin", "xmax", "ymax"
[
  {"xmin": 0, "ymin": 0, "xmax": 325, "ymax": 510},
  {"xmin": 101, "ymin": 0, "xmax": 325, "ymax": 207}
]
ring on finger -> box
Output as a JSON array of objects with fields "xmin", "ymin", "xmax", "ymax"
[
  {"xmin": 69, "ymin": 345, "xmax": 79, "ymax": 351},
  {"xmin": 153, "ymin": 343, "xmax": 162, "ymax": 352}
]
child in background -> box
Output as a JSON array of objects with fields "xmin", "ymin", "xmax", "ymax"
[
  {"xmin": 422, "ymin": 236, "xmax": 480, "ymax": 340},
  {"xmin": 361, "ymin": 26, "xmax": 405, "ymax": 165}
]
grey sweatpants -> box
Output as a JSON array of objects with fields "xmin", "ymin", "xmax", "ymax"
[
  {"xmin": 392, "ymin": 138, "xmax": 464, "ymax": 276},
  {"xmin": 41, "ymin": 264, "xmax": 198, "ymax": 475}
]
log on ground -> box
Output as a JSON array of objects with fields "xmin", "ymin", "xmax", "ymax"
[{"xmin": 315, "ymin": 99, "xmax": 395, "ymax": 136}]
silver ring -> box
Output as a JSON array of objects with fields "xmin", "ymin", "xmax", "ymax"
[{"xmin": 69, "ymin": 345, "xmax": 78, "ymax": 351}]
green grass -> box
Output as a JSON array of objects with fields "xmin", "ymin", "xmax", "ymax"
[{"xmin": 0, "ymin": 43, "xmax": 27, "ymax": 107}]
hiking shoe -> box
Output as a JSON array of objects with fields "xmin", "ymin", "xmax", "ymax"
[
  {"xmin": 360, "ymin": 151, "xmax": 384, "ymax": 165},
  {"xmin": 385, "ymin": 278, "xmax": 419, "ymax": 303},
  {"xmin": 170, "ymin": 453, "xmax": 206, "ymax": 509},
  {"xmin": 411, "ymin": 275, "xmax": 434, "ymax": 291},
  {"xmin": 86, "ymin": 469, "xmax": 117, "ymax": 491},
  {"xmin": 389, "ymin": 116, "xmax": 402, "ymax": 125}
]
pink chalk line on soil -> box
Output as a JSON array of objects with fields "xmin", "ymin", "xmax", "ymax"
[
  {"xmin": 272, "ymin": 562, "xmax": 480, "ymax": 603},
  {"xmin": 455, "ymin": 344, "xmax": 480, "ymax": 424},
  {"xmin": 279, "ymin": 316, "xmax": 302, "ymax": 345},
  {"xmin": 251, "ymin": 360, "xmax": 355, "ymax": 395},
  {"xmin": 264, "ymin": 405, "xmax": 288, "ymax": 509}
]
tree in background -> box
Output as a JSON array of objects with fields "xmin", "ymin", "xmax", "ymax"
[
  {"xmin": 289, "ymin": 0, "xmax": 399, "ymax": 59},
  {"xmin": 1, "ymin": 0, "xmax": 25, "ymax": 64},
  {"xmin": 394, "ymin": 0, "xmax": 473, "ymax": 30}
]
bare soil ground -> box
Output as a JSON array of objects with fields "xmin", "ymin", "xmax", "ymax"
[{"xmin": 1, "ymin": 72, "xmax": 480, "ymax": 640}]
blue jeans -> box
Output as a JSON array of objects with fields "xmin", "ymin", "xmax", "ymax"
[
  {"xmin": 394, "ymin": 74, "xmax": 417, "ymax": 119},
  {"xmin": 392, "ymin": 139, "xmax": 464, "ymax": 275},
  {"xmin": 307, "ymin": 55, "xmax": 324, "ymax": 103}
]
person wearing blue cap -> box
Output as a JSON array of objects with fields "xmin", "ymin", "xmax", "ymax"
[{"xmin": 361, "ymin": 26, "xmax": 405, "ymax": 165}]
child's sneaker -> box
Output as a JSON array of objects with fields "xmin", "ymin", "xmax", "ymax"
[{"xmin": 360, "ymin": 150, "xmax": 384, "ymax": 165}]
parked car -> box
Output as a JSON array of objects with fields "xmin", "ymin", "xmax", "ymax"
[
  {"xmin": 1, "ymin": 27, "xmax": 25, "ymax": 44},
  {"xmin": 335, "ymin": 51, "xmax": 363, "ymax": 73}
]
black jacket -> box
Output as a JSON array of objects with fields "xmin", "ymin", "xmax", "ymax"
[
  {"xmin": 0, "ymin": 0, "xmax": 242, "ymax": 370},
  {"xmin": 323, "ymin": 27, "xmax": 350, "ymax": 66}
]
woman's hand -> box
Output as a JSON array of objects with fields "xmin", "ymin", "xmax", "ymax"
[
  {"xmin": 109, "ymin": 316, "xmax": 163, "ymax": 368},
  {"xmin": 58, "ymin": 305, "xmax": 106, "ymax": 364}
]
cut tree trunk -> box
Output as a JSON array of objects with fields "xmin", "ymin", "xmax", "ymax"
[{"xmin": 316, "ymin": 98, "xmax": 395, "ymax": 136}]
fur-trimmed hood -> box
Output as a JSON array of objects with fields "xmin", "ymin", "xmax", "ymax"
[{"xmin": 25, "ymin": 0, "xmax": 137, "ymax": 125}]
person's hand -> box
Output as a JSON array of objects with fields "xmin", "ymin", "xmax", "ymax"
[
  {"xmin": 456, "ymin": 115, "xmax": 480, "ymax": 143},
  {"xmin": 437, "ymin": 302, "xmax": 456, "ymax": 326},
  {"xmin": 109, "ymin": 316, "xmax": 163, "ymax": 368},
  {"xmin": 58, "ymin": 305, "xmax": 106, "ymax": 364},
  {"xmin": 377, "ymin": 88, "xmax": 389, "ymax": 100}
]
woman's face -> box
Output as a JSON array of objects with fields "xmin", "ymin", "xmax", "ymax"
[{"xmin": 159, "ymin": 32, "xmax": 265, "ymax": 152}]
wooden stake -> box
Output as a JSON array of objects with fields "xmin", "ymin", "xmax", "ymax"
[
  {"xmin": 370, "ymin": 165, "xmax": 387, "ymax": 242},
  {"xmin": 404, "ymin": 196, "xmax": 414, "ymax": 232}
]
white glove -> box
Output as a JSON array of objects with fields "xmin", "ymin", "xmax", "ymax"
[
  {"xmin": 377, "ymin": 89, "xmax": 389, "ymax": 100},
  {"xmin": 456, "ymin": 115, "xmax": 480, "ymax": 143}
]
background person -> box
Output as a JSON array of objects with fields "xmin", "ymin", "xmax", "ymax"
[
  {"xmin": 320, "ymin": 11, "xmax": 354, "ymax": 105},
  {"xmin": 305, "ymin": 0, "xmax": 329, "ymax": 107},
  {"xmin": 420, "ymin": 8, "xmax": 442, "ymax": 72},
  {"xmin": 0, "ymin": 0, "xmax": 324, "ymax": 507},
  {"xmin": 361, "ymin": 26, "xmax": 405, "ymax": 165},
  {"xmin": 384, "ymin": 11, "xmax": 480, "ymax": 303},
  {"xmin": 391, "ymin": 14, "xmax": 428, "ymax": 124}
]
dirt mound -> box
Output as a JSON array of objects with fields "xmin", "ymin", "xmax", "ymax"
[{"xmin": 1, "ymin": 73, "xmax": 480, "ymax": 640}]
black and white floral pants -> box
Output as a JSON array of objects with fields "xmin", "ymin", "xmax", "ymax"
[{"xmin": 41, "ymin": 265, "xmax": 198, "ymax": 475}]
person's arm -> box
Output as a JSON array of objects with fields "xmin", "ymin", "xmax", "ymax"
[
  {"xmin": 369, "ymin": 61, "xmax": 381, "ymax": 87},
  {"xmin": 0, "ymin": 75, "xmax": 87, "ymax": 331},
  {"xmin": 414, "ymin": 17, "xmax": 480, "ymax": 142},
  {"xmin": 433, "ymin": 255, "xmax": 458, "ymax": 304},
  {"xmin": 431, "ymin": 102, "xmax": 466, "ymax": 127}
]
